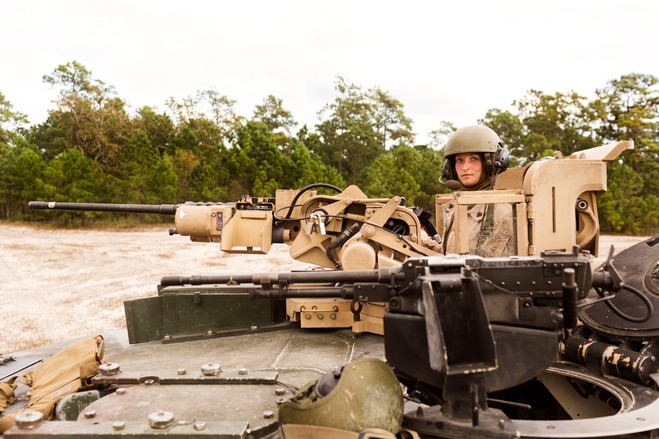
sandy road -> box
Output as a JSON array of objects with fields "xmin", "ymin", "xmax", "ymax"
[
  {"xmin": 0, "ymin": 224, "xmax": 309, "ymax": 352},
  {"xmin": 0, "ymin": 224, "xmax": 650, "ymax": 353}
]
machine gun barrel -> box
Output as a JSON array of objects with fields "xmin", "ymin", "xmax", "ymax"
[
  {"xmin": 28, "ymin": 201, "xmax": 178, "ymax": 215},
  {"xmin": 161, "ymin": 267, "xmax": 406, "ymax": 289}
]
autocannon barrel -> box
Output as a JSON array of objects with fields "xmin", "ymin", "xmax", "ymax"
[{"xmin": 28, "ymin": 201, "xmax": 178, "ymax": 215}]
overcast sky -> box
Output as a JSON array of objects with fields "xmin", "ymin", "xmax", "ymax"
[{"xmin": 1, "ymin": 0, "xmax": 658, "ymax": 144}]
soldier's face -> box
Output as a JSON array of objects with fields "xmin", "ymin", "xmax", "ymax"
[{"xmin": 454, "ymin": 153, "xmax": 483, "ymax": 187}]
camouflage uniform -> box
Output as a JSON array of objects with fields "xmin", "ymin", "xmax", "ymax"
[{"xmin": 442, "ymin": 201, "xmax": 515, "ymax": 257}]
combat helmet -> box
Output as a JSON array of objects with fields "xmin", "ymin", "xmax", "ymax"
[
  {"xmin": 278, "ymin": 358, "xmax": 403, "ymax": 436},
  {"xmin": 441, "ymin": 125, "xmax": 509, "ymax": 182}
]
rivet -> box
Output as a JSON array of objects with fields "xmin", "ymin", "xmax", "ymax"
[
  {"xmin": 317, "ymin": 313, "xmax": 324, "ymax": 320},
  {"xmin": 275, "ymin": 388, "xmax": 286, "ymax": 396},
  {"xmin": 193, "ymin": 421, "xmax": 207, "ymax": 431},
  {"xmin": 177, "ymin": 368, "xmax": 187, "ymax": 375},
  {"xmin": 263, "ymin": 410, "xmax": 274, "ymax": 419},
  {"xmin": 83, "ymin": 410, "xmax": 96, "ymax": 419},
  {"xmin": 330, "ymin": 313, "xmax": 337, "ymax": 320},
  {"xmin": 201, "ymin": 363, "xmax": 222, "ymax": 376},
  {"xmin": 148, "ymin": 410, "xmax": 175, "ymax": 429},
  {"xmin": 305, "ymin": 313, "xmax": 312, "ymax": 320},
  {"xmin": 239, "ymin": 368, "xmax": 248, "ymax": 375},
  {"xmin": 15, "ymin": 411, "xmax": 44, "ymax": 429},
  {"xmin": 112, "ymin": 421, "xmax": 125, "ymax": 431},
  {"xmin": 99, "ymin": 362, "xmax": 120, "ymax": 376},
  {"xmin": 276, "ymin": 398, "xmax": 287, "ymax": 405},
  {"xmin": 116, "ymin": 388, "xmax": 127, "ymax": 395}
]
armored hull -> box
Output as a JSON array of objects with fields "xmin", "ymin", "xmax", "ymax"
[{"xmin": 2, "ymin": 237, "xmax": 658, "ymax": 438}]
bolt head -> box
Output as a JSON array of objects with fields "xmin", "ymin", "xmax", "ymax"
[
  {"xmin": 15, "ymin": 411, "xmax": 44, "ymax": 429},
  {"xmin": 99, "ymin": 362, "xmax": 120, "ymax": 376},
  {"xmin": 148, "ymin": 410, "xmax": 175, "ymax": 429},
  {"xmin": 201, "ymin": 363, "xmax": 222, "ymax": 376}
]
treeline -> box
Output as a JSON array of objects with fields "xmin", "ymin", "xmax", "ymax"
[{"xmin": 0, "ymin": 62, "xmax": 657, "ymax": 234}]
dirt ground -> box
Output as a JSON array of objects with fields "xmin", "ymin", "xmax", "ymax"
[{"xmin": 0, "ymin": 224, "xmax": 650, "ymax": 353}]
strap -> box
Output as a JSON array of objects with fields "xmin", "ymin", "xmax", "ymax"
[{"xmin": 0, "ymin": 376, "xmax": 18, "ymax": 412}]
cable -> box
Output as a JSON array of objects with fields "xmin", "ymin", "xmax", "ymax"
[
  {"xmin": 283, "ymin": 183, "xmax": 342, "ymax": 220},
  {"xmin": 592, "ymin": 284, "xmax": 654, "ymax": 323}
]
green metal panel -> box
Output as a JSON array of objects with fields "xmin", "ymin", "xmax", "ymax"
[
  {"xmin": 124, "ymin": 296, "xmax": 164, "ymax": 344},
  {"xmin": 124, "ymin": 285, "xmax": 287, "ymax": 344}
]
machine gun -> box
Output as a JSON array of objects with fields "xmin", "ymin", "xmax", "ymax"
[{"xmin": 156, "ymin": 247, "xmax": 646, "ymax": 431}]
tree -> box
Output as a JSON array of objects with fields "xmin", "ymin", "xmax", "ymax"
[
  {"xmin": 0, "ymin": 141, "xmax": 46, "ymax": 218},
  {"xmin": 369, "ymin": 87, "xmax": 414, "ymax": 150},
  {"xmin": 227, "ymin": 121, "xmax": 292, "ymax": 197},
  {"xmin": 253, "ymin": 95, "xmax": 297, "ymax": 134},
  {"xmin": 133, "ymin": 106, "xmax": 176, "ymax": 156},
  {"xmin": 592, "ymin": 73, "xmax": 659, "ymax": 234},
  {"xmin": 427, "ymin": 121, "xmax": 457, "ymax": 150},
  {"xmin": 166, "ymin": 89, "xmax": 242, "ymax": 144},
  {"xmin": 315, "ymin": 77, "xmax": 414, "ymax": 184},
  {"xmin": 40, "ymin": 61, "xmax": 131, "ymax": 168},
  {"xmin": 0, "ymin": 91, "xmax": 29, "ymax": 146},
  {"xmin": 362, "ymin": 144, "xmax": 444, "ymax": 211},
  {"xmin": 482, "ymin": 90, "xmax": 600, "ymax": 165},
  {"xmin": 283, "ymin": 132, "xmax": 345, "ymax": 190}
]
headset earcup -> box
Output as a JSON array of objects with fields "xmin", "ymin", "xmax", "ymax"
[
  {"xmin": 441, "ymin": 160, "xmax": 453, "ymax": 180},
  {"xmin": 494, "ymin": 147, "xmax": 510, "ymax": 174}
]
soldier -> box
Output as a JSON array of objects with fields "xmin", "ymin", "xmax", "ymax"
[{"xmin": 441, "ymin": 125, "xmax": 514, "ymax": 257}]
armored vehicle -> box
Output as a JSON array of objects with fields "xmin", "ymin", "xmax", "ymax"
[{"xmin": 1, "ymin": 140, "xmax": 657, "ymax": 438}]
